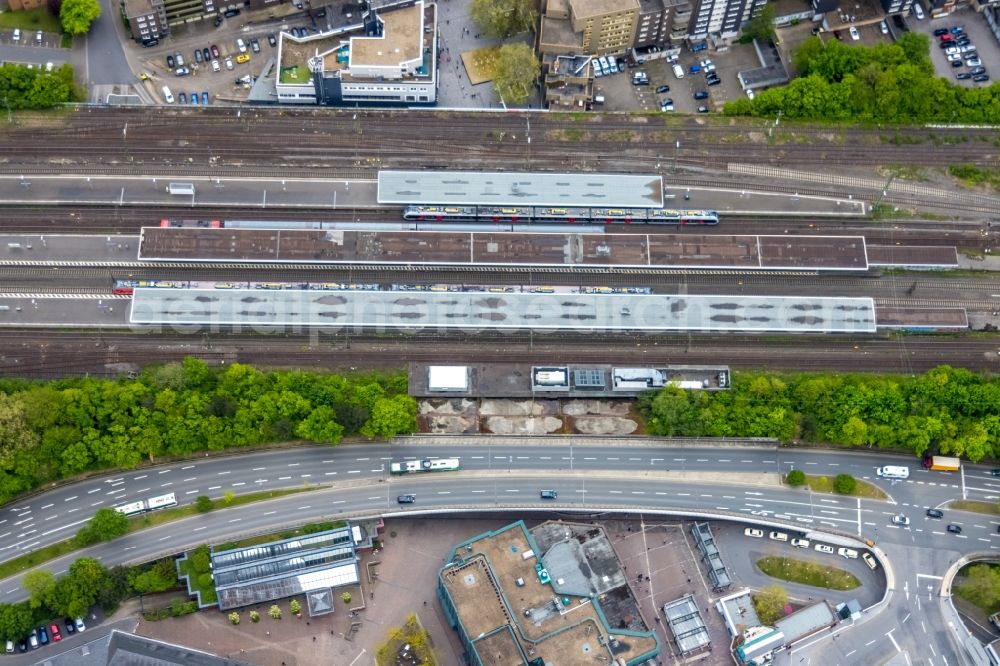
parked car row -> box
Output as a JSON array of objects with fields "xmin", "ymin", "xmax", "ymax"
[
  {"xmin": 593, "ymin": 55, "xmax": 624, "ymax": 78},
  {"xmin": 937, "ymin": 25, "xmax": 989, "ymax": 82},
  {"xmin": 165, "ymin": 35, "xmax": 274, "ymax": 78},
  {"xmin": 743, "ymin": 526, "xmax": 878, "ymax": 569},
  {"xmin": 5, "ymin": 618, "xmax": 84, "ymax": 653}
]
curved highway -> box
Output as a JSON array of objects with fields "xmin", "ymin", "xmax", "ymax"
[{"xmin": 1, "ymin": 438, "xmax": 995, "ymax": 665}]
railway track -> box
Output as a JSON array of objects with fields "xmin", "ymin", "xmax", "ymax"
[{"xmin": 0, "ymin": 329, "xmax": 995, "ymax": 378}]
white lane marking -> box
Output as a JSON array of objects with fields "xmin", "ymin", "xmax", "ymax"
[
  {"xmin": 181, "ymin": 465, "xmax": 195, "ymax": 470},
  {"xmin": 252, "ymin": 467, "xmax": 266, "ymax": 471},
  {"xmin": 63, "ymin": 496, "xmax": 77, "ymax": 502},
  {"xmin": 87, "ymin": 488, "xmax": 100, "ymax": 494},
  {"xmin": 158, "ymin": 469, "xmax": 171, "ymax": 474},
  {"xmin": 208, "ymin": 485, "xmax": 221, "ymax": 490},
  {"xmin": 232, "ymin": 482, "xmax": 245, "ymax": 487},
  {"xmin": 133, "ymin": 475, "xmax": 147, "ymax": 480},
  {"xmin": 217, "ymin": 471, "xmax": 231, "ymax": 476},
  {"xmin": 41, "ymin": 504, "xmax": 53, "ymax": 510}
]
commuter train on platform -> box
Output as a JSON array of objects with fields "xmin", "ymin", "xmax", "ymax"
[{"xmin": 401, "ymin": 205, "xmax": 720, "ymax": 225}]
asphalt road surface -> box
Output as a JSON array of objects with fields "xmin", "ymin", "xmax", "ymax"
[{"xmin": 1, "ymin": 439, "xmax": 994, "ymax": 665}]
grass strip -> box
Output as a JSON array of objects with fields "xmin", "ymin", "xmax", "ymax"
[
  {"xmin": 801, "ymin": 473, "xmax": 888, "ymax": 500},
  {"xmin": 947, "ymin": 500, "xmax": 1000, "ymax": 516},
  {"xmin": 756, "ymin": 555, "xmax": 860, "ymax": 591},
  {"xmin": 0, "ymin": 487, "xmax": 315, "ymax": 580},
  {"xmin": 177, "ymin": 557, "xmax": 218, "ymax": 605}
]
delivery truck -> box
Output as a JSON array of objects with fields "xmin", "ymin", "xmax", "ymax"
[{"xmin": 923, "ymin": 456, "xmax": 961, "ymax": 472}]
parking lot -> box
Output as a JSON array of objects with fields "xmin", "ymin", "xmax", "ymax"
[
  {"xmin": 593, "ymin": 42, "xmax": 756, "ymax": 115},
  {"xmin": 908, "ymin": 6, "xmax": 995, "ymax": 88},
  {"xmin": 132, "ymin": 8, "xmax": 305, "ymax": 105}
]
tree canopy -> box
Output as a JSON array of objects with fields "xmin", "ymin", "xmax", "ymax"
[
  {"xmin": 0, "ymin": 361, "xmax": 412, "ymax": 506},
  {"xmin": 469, "ymin": 0, "xmax": 536, "ymax": 39},
  {"xmin": 492, "ymin": 42, "xmax": 540, "ymax": 106},
  {"xmin": 76, "ymin": 507, "xmax": 129, "ymax": 546},
  {"xmin": 741, "ymin": 3, "xmax": 775, "ymax": 43},
  {"xmin": 60, "ymin": 0, "xmax": 101, "ymax": 35},
  {"xmin": 753, "ymin": 584, "xmax": 788, "ymax": 625},
  {"xmin": 0, "ymin": 63, "xmax": 75, "ymax": 111},
  {"xmin": 726, "ymin": 33, "xmax": 1000, "ymax": 124},
  {"xmin": 639, "ymin": 366, "xmax": 1000, "ymax": 462}
]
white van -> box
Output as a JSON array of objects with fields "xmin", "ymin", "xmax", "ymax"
[
  {"xmin": 876, "ymin": 466, "xmax": 909, "ymax": 479},
  {"xmin": 161, "ymin": 86, "xmax": 175, "ymax": 104},
  {"xmin": 672, "ymin": 63, "xmax": 685, "ymax": 79}
]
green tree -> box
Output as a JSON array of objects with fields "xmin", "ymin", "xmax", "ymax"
[
  {"xmin": 361, "ymin": 395, "xmax": 418, "ymax": 440},
  {"xmin": 491, "ymin": 43, "xmax": 540, "ymax": 106},
  {"xmin": 957, "ymin": 565, "xmax": 1000, "ymax": 610},
  {"xmin": 290, "ymin": 599, "xmax": 301, "ymax": 614},
  {"xmin": 295, "ymin": 406, "xmax": 345, "ymax": 445},
  {"xmin": 786, "ymin": 470, "xmax": 806, "ymax": 486},
  {"xmin": 228, "ymin": 611, "xmax": 241, "ymax": 625},
  {"xmin": 342, "ymin": 591, "xmax": 352, "ymax": 604},
  {"xmin": 250, "ymin": 609, "xmax": 260, "ymax": 623},
  {"xmin": 269, "ymin": 604, "xmax": 282, "ymax": 619},
  {"xmin": 742, "ymin": 2, "xmax": 775, "ymax": 43},
  {"xmin": 59, "ymin": 0, "xmax": 101, "ymax": 35},
  {"xmin": 76, "ymin": 507, "xmax": 129, "ymax": 546},
  {"xmin": 223, "ymin": 489, "xmax": 235, "ymax": 506},
  {"xmin": 22, "ymin": 569, "xmax": 56, "ymax": 610},
  {"xmin": 0, "ymin": 394, "xmax": 39, "ymax": 470},
  {"xmin": 834, "ymin": 474, "xmax": 857, "ymax": 495},
  {"xmin": 753, "ymin": 584, "xmax": 788, "ymax": 625},
  {"xmin": 0, "ymin": 602, "xmax": 35, "ymax": 641},
  {"xmin": 469, "ymin": 0, "xmax": 536, "ymax": 39},
  {"xmin": 195, "ymin": 495, "xmax": 215, "ymax": 513}
]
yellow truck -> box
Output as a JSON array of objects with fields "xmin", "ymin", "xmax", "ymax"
[{"xmin": 923, "ymin": 456, "xmax": 961, "ymax": 472}]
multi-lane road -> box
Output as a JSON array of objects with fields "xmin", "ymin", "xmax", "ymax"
[{"xmin": 1, "ymin": 438, "xmax": 997, "ymax": 664}]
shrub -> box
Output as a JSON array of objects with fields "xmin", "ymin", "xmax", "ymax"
[
  {"xmin": 250, "ymin": 610, "xmax": 260, "ymax": 623},
  {"xmin": 290, "ymin": 599, "xmax": 301, "ymax": 614},
  {"xmin": 223, "ymin": 490, "xmax": 235, "ymax": 506},
  {"xmin": 786, "ymin": 470, "xmax": 806, "ymax": 487},
  {"xmin": 269, "ymin": 604, "xmax": 281, "ymax": 619},
  {"xmin": 170, "ymin": 598, "xmax": 197, "ymax": 617},
  {"xmin": 189, "ymin": 545, "xmax": 211, "ymax": 574},
  {"xmin": 195, "ymin": 495, "xmax": 214, "ymax": 513},
  {"xmin": 834, "ymin": 474, "xmax": 857, "ymax": 495},
  {"xmin": 197, "ymin": 573, "xmax": 213, "ymax": 589},
  {"xmin": 342, "ymin": 592, "xmax": 352, "ymax": 604},
  {"xmin": 228, "ymin": 611, "xmax": 240, "ymax": 625}
]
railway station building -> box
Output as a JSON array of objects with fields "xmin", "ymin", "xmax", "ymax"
[
  {"xmin": 437, "ymin": 520, "xmax": 661, "ymax": 666},
  {"xmin": 274, "ymin": 0, "xmax": 437, "ymax": 106}
]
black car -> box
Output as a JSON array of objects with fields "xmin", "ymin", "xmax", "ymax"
[
  {"xmin": 250, "ymin": 37, "xmax": 261, "ymax": 53},
  {"xmin": 202, "ymin": 47, "xmax": 211, "ymax": 62},
  {"xmin": 971, "ymin": 66, "xmax": 986, "ymax": 75},
  {"xmin": 933, "ymin": 27, "xmax": 949, "ymax": 36},
  {"xmin": 957, "ymin": 72, "xmax": 972, "ymax": 80},
  {"xmin": 17, "ymin": 640, "xmax": 26, "ymax": 653},
  {"xmin": 956, "ymin": 38, "xmax": 971, "ymax": 47},
  {"xmin": 655, "ymin": 84, "xmax": 670, "ymax": 94},
  {"xmin": 267, "ymin": 33, "xmax": 277, "ymax": 47},
  {"xmin": 926, "ymin": 508, "xmax": 944, "ymax": 518},
  {"xmin": 951, "ymin": 60, "xmax": 963, "ymax": 68},
  {"xmin": 64, "ymin": 618, "xmax": 76, "ymax": 634},
  {"xmin": 660, "ymin": 97, "xmax": 673, "ymax": 105},
  {"xmin": 706, "ymin": 78, "xmax": 721, "ymax": 86},
  {"xmin": 194, "ymin": 49, "xmax": 203, "ymax": 63},
  {"xmin": 947, "ymin": 524, "xmax": 962, "ymax": 534},
  {"xmin": 315, "ymin": 7, "xmax": 326, "ymax": 17},
  {"xmin": 223, "ymin": 7, "xmax": 240, "ymax": 17},
  {"xmin": 142, "ymin": 38, "xmax": 159, "ymax": 47},
  {"xmin": 166, "ymin": 54, "xmax": 175, "ymax": 68},
  {"xmin": 214, "ymin": 14, "xmax": 224, "ymax": 26},
  {"xmin": 540, "ymin": 490, "xmax": 558, "ymax": 499},
  {"xmin": 397, "ymin": 494, "xmax": 416, "ymax": 504},
  {"xmin": 693, "ymin": 90, "xmax": 708, "ymax": 99},
  {"xmin": 973, "ymin": 74, "xmax": 990, "ymax": 82}
]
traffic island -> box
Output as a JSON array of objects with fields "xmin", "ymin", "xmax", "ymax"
[{"xmin": 755, "ymin": 556, "xmax": 861, "ymax": 591}]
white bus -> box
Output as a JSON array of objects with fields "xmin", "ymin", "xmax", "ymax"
[
  {"xmin": 113, "ymin": 492, "xmax": 178, "ymax": 516},
  {"xmin": 114, "ymin": 500, "xmax": 146, "ymax": 516},
  {"xmin": 146, "ymin": 492, "xmax": 178, "ymax": 510},
  {"xmin": 389, "ymin": 458, "xmax": 460, "ymax": 474}
]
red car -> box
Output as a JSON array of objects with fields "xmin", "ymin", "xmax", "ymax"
[
  {"xmin": 49, "ymin": 624, "xmax": 61, "ymax": 642},
  {"xmin": 210, "ymin": 44, "xmax": 220, "ymax": 58}
]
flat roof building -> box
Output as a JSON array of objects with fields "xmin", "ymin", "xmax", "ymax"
[
  {"xmin": 130, "ymin": 289, "xmax": 878, "ymax": 335},
  {"xmin": 275, "ymin": 0, "xmax": 437, "ymax": 106},
  {"xmin": 428, "ymin": 365, "xmax": 469, "ymax": 392},
  {"xmin": 209, "ymin": 525, "xmax": 359, "ymax": 611},
  {"xmin": 377, "ymin": 170, "xmax": 664, "ymax": 208},
  {"xmin": 437, "ymin": 520, "xmax": 660, "ymax": 666},
  {"xmin": 663, "ymin": 594, "xmax": 711, "ymax": 656}
]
